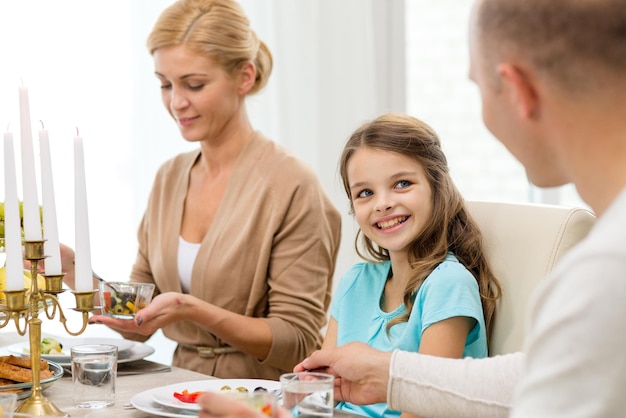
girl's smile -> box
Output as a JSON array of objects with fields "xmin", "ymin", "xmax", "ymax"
[
  {"xmin": 374, "ymin": 215, "xmax": 410, "ymax": 231},
  {"xmin": 347, "ymin": 147, "xmax": 433, "ymax": 256}
]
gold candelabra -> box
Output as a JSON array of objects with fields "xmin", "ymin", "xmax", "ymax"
[{"xmin": 0, "ymin": 240, "xmax": 96, "ymax": 417}]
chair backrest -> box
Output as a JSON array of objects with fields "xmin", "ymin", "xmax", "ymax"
[{"xmin": 466, "ymin": 200, "xmax": 596, "ymax": 356}]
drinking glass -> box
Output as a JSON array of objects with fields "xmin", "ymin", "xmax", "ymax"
[
  {"xmin": 71, "ymin": 344, "xmax": 118, "ymax": 408},
  {"xmin": 280, "ymin": 372, "xmax": 334, "ymax": 417}
]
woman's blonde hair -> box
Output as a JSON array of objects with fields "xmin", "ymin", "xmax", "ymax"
[
  {"xmin": 147, "ymin": 0, "xmax": 273, "ymax": 94},
  {"xmin": 339, "ymin": 113, "xmax": 502, "ymax": 342}
]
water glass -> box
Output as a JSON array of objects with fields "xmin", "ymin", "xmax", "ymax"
[
  {"xmin": 280, "ymin": 372, "xmax": 334, "ymax": 417},
  {"xmin": 71, "ymin": 344, "xmax": 118, "ymax": 408},
  {"xmin": 0, "ymin": 393, "xmax": 16, "ymax": 417}
]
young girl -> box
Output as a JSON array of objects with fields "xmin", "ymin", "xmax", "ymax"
[{"xmin": 325, "ymin": 113, "xmax": 501, "ymax": 418}]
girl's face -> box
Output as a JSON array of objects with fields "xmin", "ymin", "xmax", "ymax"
[
  {"xmin": 153, "ymin": 45, "xmax": 244, "ymax": 142},
  {"xmin": 347, "ymin": 147, "xmax": 433, "ymax": 257}
]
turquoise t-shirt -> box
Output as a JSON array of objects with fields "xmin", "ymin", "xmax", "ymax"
[{"xmin": 331, "ymin": 254, "xmax": 487, "ymax": 418}]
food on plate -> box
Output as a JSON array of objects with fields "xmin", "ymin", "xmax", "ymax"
[
  {"xmin": 0, "ymin": 355, "xmax": 49, "ymax": 371},
  {"xmin": 0, "ymin": 355, "xmax": 53, "ymax": 384},
  {"xmin": 20, "ymin": 337, "xmax": 64, "ymax": 356},
  {"xmin": 219, "ymin": 385, "xmax": 270, "ymax": 393},
  {"xmin": 40, "ymin": 337, "xmax": 63, "ymax": 355},
  {"xmin": 254, "ymin": 401, "xmax": 273, "ymax": 416},
  {"xmin": 220, "ymin": 385, "xmax": 251, "ymax": 393},
  {"xmin": 223, "ymin": 386, "xmax": 249, "ymax": 393},
  {"xmin": 172, "ymin": 386, "xmax": 273, "ymax": 415},
  {"xmin": 173, "ymin": 389, "xmax": 205, "ymax": 403}
]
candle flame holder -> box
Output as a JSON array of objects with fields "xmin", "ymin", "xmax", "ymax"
[{"xmin": 0, "ymin": 240, "xmax": 96, "ymax": 417}]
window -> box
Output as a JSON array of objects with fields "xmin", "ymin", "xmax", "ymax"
[{"xmin": 405, "ymin": 0, "xmax": 588, "ymax": 209}]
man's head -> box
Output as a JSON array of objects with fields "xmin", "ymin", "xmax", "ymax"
[
  {"xmin": 474, "ymin": 0, "xmax": 626, "ymax": 93},
  {"xmin": 468, "ymin": 0, "xmax": 626, "ymax": 188}
]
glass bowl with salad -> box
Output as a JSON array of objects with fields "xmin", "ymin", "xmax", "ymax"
[{"xmin": 98, "ymin": 281, "xmax": 155, "ymax": 320}]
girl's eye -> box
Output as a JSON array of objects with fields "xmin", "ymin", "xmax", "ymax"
[
  {"xmin": 395, "ymin": 180, "xmax": 412, "ymax": 189},
  {"xmin": 188, "ymin": 83, "xmax": 205, "ymax": 91},
  {"xmin": 160, "ymin": 84, "xmax": 172, "ymax": 90},
  {"xmin": 356, "ymin": 189, "xmax": 373, "ymax": 199}
]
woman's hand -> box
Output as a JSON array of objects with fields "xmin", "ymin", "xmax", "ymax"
[
  {"xmin": 88, "ymin": 313, "xmax": 151, "ymax": 341},
  {"xmin": 89, "ymin": 292, "xmax": 189, "ymax": 337}
]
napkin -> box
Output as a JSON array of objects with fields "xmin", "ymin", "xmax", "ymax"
[
  {"xmin": 63, "ymin": 359, "xmax": 171, "ymax": 377},
  {"xmin": 117, "ymin": 359, "xmax": 171, "ymax": 375}
]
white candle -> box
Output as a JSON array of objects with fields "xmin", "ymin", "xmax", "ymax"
[
  {"xmin": 4, "ymin": 132, "xmax": 24, "ymax": 290},
  {"xmin": 74, "ymin": 133, "xmax": 92, "ymax": 291},
  {"xmin": 18, "ymin": 86, "xmax": 42, "ymax": 241},
  {"xmin": 39, "ymin": 128, "xmax": 62, "ymax": 275}
]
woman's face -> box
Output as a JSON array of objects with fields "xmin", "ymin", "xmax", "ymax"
[
  {"xmin": 347, "ymin": 147, "xmax": 433, "ymax": 258},
  {"xmin": 153, "ymin": 45, "xmax": 244, "ymax": 142}
]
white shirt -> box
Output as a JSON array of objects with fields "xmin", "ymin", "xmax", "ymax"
[
  {"xmin": 388, "ymin": 187, "xmax": 626, "ymax": 417},
  {"xmin": 177, "ymin": 236, "xmax": 201, "ymax": 294}
]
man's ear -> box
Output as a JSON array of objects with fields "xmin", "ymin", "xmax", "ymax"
[
  {"xmin": 497, "ymin": 63, "xmax": 540, "ymax": 120},
  {"xmin": 238, "ymin": 61, "xmax": 256, "ymax": 95}
]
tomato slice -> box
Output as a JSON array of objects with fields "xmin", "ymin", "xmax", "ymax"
[
  {"xmin": 261, "ymin": 403, "xmax": 273, "ymax": 416},
  {"xmin": 103, "ymin": 292, "xmax": 112, "ymax": 308},
  {"xmin": 173, "ymin": 389, "xmax": 205, "ymax": 403}
]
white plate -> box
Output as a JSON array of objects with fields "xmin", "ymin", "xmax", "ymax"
[
  {"xmin": 54, "ymin": 341, "xmax": 154, "ymax": 367},
  {"xmin": 117, "ymin": 342, "xmax": 155, "ymax": 365},
  {"xmin": 6, "ymin": 337, "xmax": 137, "ymax": 365},
  {"xmin": 151, "ymin": 379, "xmax": 280, "ymax": 413},
  {"xmin": 132, "ymin": 379, "xmax": 280, "ymax": 417}
]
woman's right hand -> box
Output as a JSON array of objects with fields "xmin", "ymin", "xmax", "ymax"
[
  {"xmin": 89, "ymin": 291, "xmax": 188, "ymax": 339},
  {"xmin": 88, "ymin": 313, "xmax": 151, "ymax": 342}
]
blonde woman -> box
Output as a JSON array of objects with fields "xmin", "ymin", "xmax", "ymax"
[{"xmin": 88, "ymin": 0, "xmax": 341, "ymax": 380}]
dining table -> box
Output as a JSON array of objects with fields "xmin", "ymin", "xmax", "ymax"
[
  {"xmin": 0, "ymin": 329, "xmax": 359, "ymax": 418},
  {"xmin": 29, "ymin": 362, "xmax": 207, "ymax": 418}
]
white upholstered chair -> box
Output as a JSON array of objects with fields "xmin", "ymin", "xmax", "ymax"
[{"xmin": 466, "ymin": 200, "xmax": 596, "ymax": 356}]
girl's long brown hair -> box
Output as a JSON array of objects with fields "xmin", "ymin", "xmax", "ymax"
[{"xmin": 339, "ymin": 113, "xmax": 501, "ymax": 342}]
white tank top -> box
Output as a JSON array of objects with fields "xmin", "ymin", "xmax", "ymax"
[{"xmin": 178, "ymin": 236, "xmax": 201, "ymax": 294}]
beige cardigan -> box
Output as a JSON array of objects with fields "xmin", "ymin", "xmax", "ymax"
[{"xmin": 130, "ymin": 132, "xmax": 341, "ymax": 379}]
